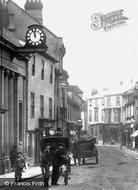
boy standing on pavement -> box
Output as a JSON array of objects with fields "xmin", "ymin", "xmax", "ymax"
[{"xmin": 14, "ymin": 152, "xmax": 25, "ymax": 182}]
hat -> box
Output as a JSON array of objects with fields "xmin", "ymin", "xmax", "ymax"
[{"xmin": 17, "ymin": 151, "xmax": 22, "ymax": 154}]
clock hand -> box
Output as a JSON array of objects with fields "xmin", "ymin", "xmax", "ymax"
[{"xmin": 34, "ymin": 31, "xmax": 36, "ymax": 38}]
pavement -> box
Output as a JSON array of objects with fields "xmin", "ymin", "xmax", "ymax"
[
  {"xmin": 98, "ymin": 144, "xmax": 138, "ymax": 160},
  {"xmin": 0, "ymin": 166, "xmax": 41, "ymax": 187},
  {"xmin": 0, "ymin": 145, "xmax": 138, "ymax": 187},
  {"xmin": 119, "ymin": 146, "xmax": 138, "ymax": 160}
]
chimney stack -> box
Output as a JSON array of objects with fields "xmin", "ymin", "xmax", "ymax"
[{"xmin": 24, "ymin": 0, "xmax": 43, "ymax": 24}]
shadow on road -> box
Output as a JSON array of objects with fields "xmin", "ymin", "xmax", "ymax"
[
  {"xmin": 86, "ymin": 164, "xmax": 99, "ymax": 169},
  {"xmin": 117, "ymin": 161, "xmax": 128, "ymax": 165}
]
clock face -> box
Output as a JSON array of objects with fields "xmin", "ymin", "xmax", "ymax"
[{"xmin": 26, "ymin": 27, "xmax": 46, "ymax": 46}]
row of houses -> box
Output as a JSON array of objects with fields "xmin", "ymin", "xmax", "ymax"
[
  {"xmin": 87, "ymin": 82, "xmax": 138, "ymax": 150},
  {"xmin": 0, "ymin": 0, "xmax": 84, "ymax": 174}
]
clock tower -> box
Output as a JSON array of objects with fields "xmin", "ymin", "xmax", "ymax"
[{"xmin": 24, "ymin": 0, "xmax": 43, "ymax": 24}]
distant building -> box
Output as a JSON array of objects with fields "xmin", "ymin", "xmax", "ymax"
[
  {"xmin": 59, "ymin": 70, "xmax": 84, "ymax": 141},
  {"xmin": 87, "ymin": 91, "xmax": 122, "ymax": 144},
  {"xmin": 122, "ymin": 82, "xmax": 138, "ymax": 150},
  {"xmin": 66, "ymin": 85, "xmax": 84, "ymax": 141}
]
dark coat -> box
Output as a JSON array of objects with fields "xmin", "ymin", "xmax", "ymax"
[
  {"xmin": 52, "ymin": 147, "xmax": 67, "ymax": 166},
  {"xmin": 10, "ymin": 148, "xmax": 17, "ymax": 164},
  {"xmin": 40, "ymin": 149, "xmax": 51, "ymax": 168}
]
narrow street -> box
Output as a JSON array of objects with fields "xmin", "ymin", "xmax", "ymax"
[
  {"xmin": 52, "ymin": 145, "xmax": 138, "ymax": 190},
  {"xmin": 1, "ymin": 145, "xmax": 138, "ymax": 190}
]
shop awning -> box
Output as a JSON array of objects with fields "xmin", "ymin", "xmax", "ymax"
[{"xmin": 130, "ymin": 130, "xmax": 138, "ymax": 137}]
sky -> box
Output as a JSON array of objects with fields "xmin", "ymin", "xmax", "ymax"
[{"xmin": 13, "ymin": 0, "xmax": 138, "ymax": 99}]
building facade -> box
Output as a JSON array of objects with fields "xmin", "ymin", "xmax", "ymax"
[
  {"xmin": 59, "ymin": 70, "xmax": 84, "ymax": 142},
  {"xmin": 3, "ymin": 0, "xmax": 66, "ymax": 166},
  {"xmin": 122, "ymin": 82, "xmax": 138, "ymax": 150},
  {"xmin": 87, "ymin": 92, "xmax": 122, "ymax": 144},
  {"xmin": 66, "ymin": 85, "xmax": 84, "ymax": 142},
  {"xmin": 0, "ymin": 0, "xmax": 29, "ymax": 174}
]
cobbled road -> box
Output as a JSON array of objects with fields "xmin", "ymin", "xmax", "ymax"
[{"xmin": 2, "ymin": 146, "xmax": 138, "ymax": 190}]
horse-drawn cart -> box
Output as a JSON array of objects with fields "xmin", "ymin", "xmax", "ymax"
[{"xmin": 75, "ymin": 137, "xmax": 98, "ymax": 165}]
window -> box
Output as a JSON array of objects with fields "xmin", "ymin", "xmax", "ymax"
[
  {"xmin": 94, "ymin": 108, "xmax": 98, "ymax": 122},
  {"xmin": 136, "ymin": 108, "xmax": 138, "ymax": 121},
  {"xmin": 61, "ymin": 88, "xmax": 65, "ymax": 107},
  {"xmin": 49, "ymin": 98, "xmax": 52, "ymax": 119},
  {"xmin": 95, "ymin": 99, "xmax": 98, "ymax": 106},
  {"xmin": 31, "ymin": 92, "xmax": 35, "ymax": 118},
  {"xmin": 41, "ymin": 60, "xmax": 45, "ymax": 80},
  {"xmin": 50, "ymin": 65, "xmax": 53, "ymax": 84},
  {"xmin": 116, "ymin": 96, "xmax": 120, "ymax": 106},
  {"xmin": 40, "ymin": 95, "xmax": 44, "ymax": 118},
  {"xmin": 107, "ymin": 109, "xmax": 111, "ymax": 123},
  {"xmin": 101, "ymin": 110, "xmax": 104, "ymax": 121},
  {"xmin": 89, "ymin": 99, "xmax": 92, "ymax": 107},
  {"xmin": 102, "ymin": 98, "xmax": 104, "ymax": 106},
  {"xmin": 114, "ymin": 109, "xmax": 121, "ymax": 122},
  {"xmin": 91, "ymin": 128, "xmax": 93, "ymax": 136},
  {"xmin": 107, "ymin": 97, "xmax": 111, "ymax": 106},
  {"xmin": 104, "ymin": 111, "xmax": 108, "ymax": 123},
  {"xmin": 32, "ymin": 55, "xmax": 35, "ymax": 76},
  {"xmin": 89, "ymin": 110, "xmax": 92, "ymax": 121}
]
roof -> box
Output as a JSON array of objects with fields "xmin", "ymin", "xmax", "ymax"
[
  {"xmin": 68, "ymin": 85, "xmax": 83, "ymax": 94},
  {"xmin": 7, "ymin": 0, "xmax": 65, "ymax": 62}
]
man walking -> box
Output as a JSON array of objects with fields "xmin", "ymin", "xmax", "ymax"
[
  {"xmin": 40, "ymin": 145, "xmax": 51, "ymax": 189},
  {"xmin": 51, "ymin": 145, "xmax": 66, "ymax": 185},
  {"xmin": 10, "ymin": 145, "xmax": 17, "ymax": 171}
]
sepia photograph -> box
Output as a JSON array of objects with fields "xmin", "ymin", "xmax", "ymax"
[{"xmin": 0, "ymin": 0, "xmax": 138, "ymax": 189}]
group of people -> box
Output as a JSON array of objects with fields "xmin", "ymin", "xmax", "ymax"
[
  {"xmin": 10, "ymin": 145, "xmax": 27, "ymax": 182},
  {"xmin": 40, "ymin": 143, "xmax": 69, "ymax": 188}
]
